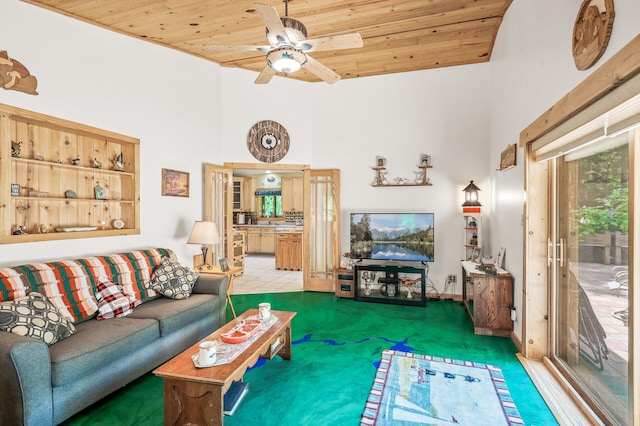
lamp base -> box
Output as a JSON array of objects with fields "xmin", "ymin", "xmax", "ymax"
[{"xmin": 197, "ymin": 246, "xmax": 213, "ymax": 271}]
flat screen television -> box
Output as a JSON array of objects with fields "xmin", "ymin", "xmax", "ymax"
[{"xmin": 350, "ymin": 213, "xmax": 434, "ymax": 262}]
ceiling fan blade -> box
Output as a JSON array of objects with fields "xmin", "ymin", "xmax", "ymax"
[
  {"xmin": 304, "ymin": 55, "xmax": 340, "ymax": 84},
  {"xmin": 255, "ymin": 66, "xmax": 277, "ymax": 84},
  {"xmin": 254, "ymin": 3, "xmax": 291, "ymax": 47},
  {"xmin": 299, "ymin": 33, "xmax": 364, "ymax": 52},
  {"xmin": 203, "ymin": 44, "xmax": 271, "ymax": 52}
]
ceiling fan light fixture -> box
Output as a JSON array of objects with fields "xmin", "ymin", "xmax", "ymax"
[{"xmin": 267, "ymin": 46, "xmax": 306, "ymax": 74}]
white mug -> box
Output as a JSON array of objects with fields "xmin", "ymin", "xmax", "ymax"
[
  {"xmin": 198, "ymin": 341, "xmax": 217, "ymax": 366},
  {"xmin": 259, "ymin": 302, "xmax": 271, "ymax": 319}
]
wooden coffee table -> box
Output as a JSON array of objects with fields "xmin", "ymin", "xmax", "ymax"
[{"xmin": 153, "ymin": 309, "xmax": 296, "ymax": 425}]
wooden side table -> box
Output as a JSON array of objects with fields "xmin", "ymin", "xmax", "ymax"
[{"xmin": 193, "ymin": 258, "xmax": 243, "ymax": 319}]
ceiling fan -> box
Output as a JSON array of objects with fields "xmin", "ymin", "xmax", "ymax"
[{"xmin": 203, "ymin": 1, "xmax": 363, "ymax": 84}]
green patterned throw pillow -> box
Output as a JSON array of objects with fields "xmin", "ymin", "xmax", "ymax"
[
  {"xmin": 146, "ymin": 257, "xmax": 198, "ymax": 300},
  {"xmin": 0, "ymin": 292, "xmax": 76, "ymax": 345}
]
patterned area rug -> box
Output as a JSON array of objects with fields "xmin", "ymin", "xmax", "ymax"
[{"xmin": 361, "ymin": 350, "xmax": 524, "ymax": 425}]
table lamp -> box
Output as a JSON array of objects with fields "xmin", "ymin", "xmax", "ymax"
[{"xmin": 187, "ymin": 221, "xmax": 220, "ymax": 271}]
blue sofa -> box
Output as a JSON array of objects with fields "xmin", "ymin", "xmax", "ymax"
[{"xmin": 0, "ymin": 248, "xmax": 228, "ymax": 425}]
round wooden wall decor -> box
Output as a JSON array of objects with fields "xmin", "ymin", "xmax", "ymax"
[
  {"xmin": 572, "ymin": 0, "xmax": 615, "ymax": 70},
  {"xmin": 247, "ymin": 120, "xmax": 290, "ymax": 163}
]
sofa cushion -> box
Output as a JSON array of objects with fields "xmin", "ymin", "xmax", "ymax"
[
  {"xmin": 146, "ymin": 257, "xmax": 198, "ymax": 299},
  {"xmin": 7, "ymin": 261, "xmax": 99, "ymax": 324},
  {"xmin": 126, "ymin": 294, "xmax": 217, "ymax": 336},
  {"xmin": 95, "ymin": 279, "xmax": 141, "ymax": 320},
  {"xmin": 0, "ymin": 292, "xmax": 76, "ymax": 345},
  {"xmin": 76, "ymin": 248, "xmax": 172, "ymax": 304},
  {"xmin": 48, "ymin": 317, "xmax": 159, "ymax": 387}
]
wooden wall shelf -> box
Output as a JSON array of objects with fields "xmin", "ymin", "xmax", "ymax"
[
  {"xmin": 0, "ymin": 103, "xmax": 140, "ymax": 244},
  {"xmin": 371, "ymin": 164, "xmax": 433, "ymax": 187}
]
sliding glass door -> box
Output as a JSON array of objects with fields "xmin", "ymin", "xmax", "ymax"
[{"xmin": 552, "ymin": 134, "xmax": 631, "ymax": 424}]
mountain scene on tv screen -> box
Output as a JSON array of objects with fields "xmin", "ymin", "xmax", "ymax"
[{"xmin": 350, "ymin": 213, "xmax": 434, "ymax": 261}]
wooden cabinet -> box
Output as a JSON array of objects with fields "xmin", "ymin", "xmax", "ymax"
[
  {"xmin": 334, "ymin": 267, "xmax": 354, "ymax": 298},
  {"xmin": 242, "ymin": 178, "xmax": 256, "ymax": 212},
  {"xmin": 0, "ymin": 104, "xmax": 140, "ymax": 243},
  {"xmin": 281, "ymin": 176, "xmax": 303, "ymax": 212},
  {"xmin": 232, "ymin": 231, "xmax": 245, "ymax": 271},
  {"xmin": 275, "ymin": 232, "xmax": 302, "ymax": 270},
  {"xmin": 461, "ymin": 261, "xmax": 513, "ymax": 337},
  {"xmin": 245, "ymin": 226, "xmax": 275, "ymax": 254},
  {"xmin": 233, "ymin": 178, "xmax": 242, "ymax": 211}
]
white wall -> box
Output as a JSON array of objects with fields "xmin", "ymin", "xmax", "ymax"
[
  {"xmin": 218, "ymin": 64, "xmax": 491, "ymax": 292},
  {"xmin": 489, "ymin": 0, "xmax": 640, "ymax": 337},
  {"xmin": 0, "ymin": 1, "xmax": 222, "ymax": 264}
]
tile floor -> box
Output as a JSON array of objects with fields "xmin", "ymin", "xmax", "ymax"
[{"xmin": 232, "ymin": 254, "xmax": 303, "ymax": 295}]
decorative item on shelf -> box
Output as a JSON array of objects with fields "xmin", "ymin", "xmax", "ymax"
[
  {"xmin": 343, "ymin": 252, "xmax": 353, "ymax": 269},
  {"xmin": 112, "ymin": 152, "xmax": 124, "ymax": 171},
  {"xmin": 11, "ymin": 184, "xmax": 20, "ymax": 197},
  {"xmin": 12, "ymin": 226, "xmax": 26, "ymax": 235},
  {"xmin": 65, "ymin": 190, "xmax": 77, "ymax": 199},
  {"xmin": 93, "ymin": 158, "xmax": 102, "ymax": 169},
  {"xmin": 94, "ymin": 185, "xmax": 106, "ymax": 200},
  {"xmin": 71, "ymin": 156, "xmax": 80, "ymax": 166},
  {"xmin": 394, "ymin": 177, "xmax": 408, "ymax": 185},
  {"xmin": 375, "ymin": 156, "xmax": 387, "ymax": 167},
  {"xmin": 37, "ymin": 224, "xmax": 48, "ymax": 234},
  {"xmin": 468, "ymin": 220, "xmax": 477, "ymax": 228},
  {"xmin": 34, "ymin": 153, "xmax": 44, "ymax": 161},
  {"xmin": 413, "ymin": 171, "xmax": 425, "ymax": 184},
  {"xmin": 187, "ymin": 220, "xmax": 221, "ymax": 271},
  {"xmin": 420, "ymin": 153, "xmax": 431, "ymax": 166},
  {"xmin": 27, "ymin": 189, "xmax": 48, "ymax": 197},
  {"xmin": 469, "ymin": 233, "xmax": 478, "ymax": 246},
  {"xmin": 361, "ymin": 270, "xmax": 377, "ymax": 296},
  {"xmin": 11, "ymin": 141, "xmax": 22, "ymax": 158},
  {"xmin": 112, "ymin": 219, "xmax": 125, "ymax": 229}
]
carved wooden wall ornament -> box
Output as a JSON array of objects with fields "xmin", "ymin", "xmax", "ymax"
[
  {"xmin": 0, "ymin": 51, "xmax": 38, "ymax": 95},
  {"xmin": 572, "ymin": 0, "xmax": 615, "ymax": 71}
]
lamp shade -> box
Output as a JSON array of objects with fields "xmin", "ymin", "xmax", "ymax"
[
  {"xmin": 187, "ymin": 221, "xmax": 220, "ymax": 245},
  {"xmin": 462, "ymin": 180, "xmax": 482, "ymax": 207}
]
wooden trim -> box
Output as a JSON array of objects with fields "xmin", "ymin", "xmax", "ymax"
[
  {"xmin": 520, "ymin": 34, "xmax": 640, "ymax": 147},
  {"xmin": 223, "ymin": 162, "xmax": 309, "ymax": 171}
]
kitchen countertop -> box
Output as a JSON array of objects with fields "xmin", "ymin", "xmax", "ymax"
[{"xmin": 235, "ymin": 224, "xmax": 303, "ymax": 232}]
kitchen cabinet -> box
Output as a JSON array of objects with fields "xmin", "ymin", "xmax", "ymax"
[
  {"xmin": 275, "ymin": 232, "xmax": 302, "ymax": 270},
  {"xmin": 242, "ymin": 178, "xmax": 256, "ymax": 212},
  {"xmin": 245, "ymin": 226, "xmax": 275, "ymax": 254},
  {"xmin": 233, "ymin": 178, "xmax": 242, "ymax": 211},
  {"xmin": 281, "ymin": 176, "xmax": 303, "ymax": 212},
  {"xmin": 232, "ymin": 231, "xmax": 245, "ymax": 271},
  {"xmin": 0, "ymin": 103, "xmax": 140, "ymax": 243}
]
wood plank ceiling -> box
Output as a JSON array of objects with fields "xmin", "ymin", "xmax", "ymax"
[{"xmin": 24, "ymin": 0, "xmax": 513, "ymax": 83}]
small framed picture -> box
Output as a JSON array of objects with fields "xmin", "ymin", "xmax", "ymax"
[
  {"xmin": 11, "ymin": 184, "xmax": 20, "ymax": 197},
  {"xmin": 496, "ymin": 247, "xmax": 506, "ymax": 269},
  {"xmin": 219, "ymin": 257, "xmax": 230, "ymax": 272},
  {"xmin": 420, "ymin": 154, "xmax": 431, "ymax": 166},
  {"xmin": 499, "ymin": 144, "xmax": 517, "ymax": 171},
  {"xmin": 471, "ymin": 246, "xmax": 483, "ymax": 263},
  {"xmin": 375, "ymin": 156, "xmax": 387, "ymax": 167},
  {"xmin": 162, "ymin": 168, "xmax": 190, "ymax": 197}
]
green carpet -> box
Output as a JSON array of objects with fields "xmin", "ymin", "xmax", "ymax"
[{"xmin": 62, "ymin": 292, "xmax": 557, "ymax": 425}]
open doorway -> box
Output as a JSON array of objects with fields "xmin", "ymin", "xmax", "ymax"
[
  {"xmin": 203, "ymin": 162, "xmax": 340, "ymax": 295},
  {"xmin": 230, "ymin": 165, "xmax": 305, "ymax": 295}
]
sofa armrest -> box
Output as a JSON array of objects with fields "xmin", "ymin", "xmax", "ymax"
[
  {"xmin": 0, "ymin": 332, "xmax": 53, "ymax": 426},
  {"xmin": 192, "ymin": 273, "xmax": 229, "ymax": 297},
  {"xmin": 192, "ymin": 274, "xmax": 229, "ymax": 326}
]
